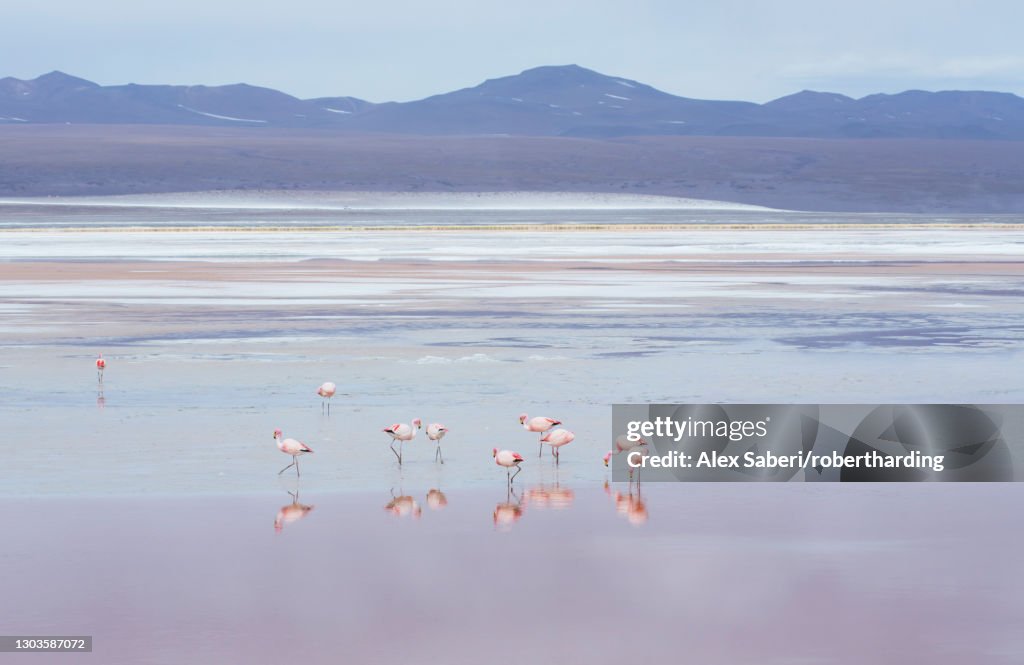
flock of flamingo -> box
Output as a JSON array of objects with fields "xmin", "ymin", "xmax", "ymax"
[
  {"xmin": 280, "ymin": 381, "xmax": 581, "ymax": 485},
  {"xmin": 95, "ymin": 354, "xmax": 602, "ymax": 485},
  {"xmin": 95, "ymin": 356, "xmax": 639, "ymax": 487},
  {"xmin": 96, "ymin": 354, "xmax": 648, "ymax": 531},
  {"xmin": 278, "ymin": 379, "xmax": 584, "ymax": 485}
]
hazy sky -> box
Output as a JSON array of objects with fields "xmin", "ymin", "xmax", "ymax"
[{"xmin": 3, "ymin": 1, "xmax": 1021, "ymax": 102}]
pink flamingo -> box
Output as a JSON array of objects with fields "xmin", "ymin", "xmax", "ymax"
[
  {"xmin": 426, "ymin": 423, "xmax": 448, "ymax": 464},
  {"xmin": 95, "ymin": 353, "xmax": 106, "ymax": 382},
  {"xmin": 493, "ymin": 448, "xmax": 524, "ymax": 485},
  {"xmin": 519, "ymin": 413, "xmax": 561, "ymax": 457},
  {"xmin": 274, "ymin": 428, "xmax": 313, "ymax": 476},
  {"xmin": 605, "ymin": 439, "xmax": 648, "ymax": 483},
  {"xmin": 614, "ymin": 434, "xmax": 647, "ymax": 454},
  {"xmin": 383, "ymin": 418, "xmax": 421, "ymax": 465},
  {"xmin": 317, "ymin": 382, "xmax": 337, "ymax": 414},
  {"xmin": 540, "ymin": 428, "xmax": 575, "ymax": 465}
]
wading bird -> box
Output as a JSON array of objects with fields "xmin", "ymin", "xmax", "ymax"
[
  {"xmin": 493, "ymin": 448, "xmax": 524, "ymax": 485},
  {"xmin": 274, "ymin": 428, "xmax": 313, "ymax": 476},
  {"xmin": 540, "ymin": 428, "xmax": 575, "ymax": 465},
  {"xmin": 317, "ymin": 382, "xmax": 337, "ymax": 414},
  {"xmin": 383, "ymin": 418, "xmax": 422, "ymax": 465},
  {"xmin": 95, "ymin": 353, "xmax": 106, "ymax": 382},
  {"xmin": 426, "ymin": 423, "xmax": 448, "ymax": 463},
  {"xmin": 605, "ymin": 438, "xmax": 649, "ymax": 484},
  {"xmin": 519, "ymin": 413, "xmax": 561, "ymax": 457}
]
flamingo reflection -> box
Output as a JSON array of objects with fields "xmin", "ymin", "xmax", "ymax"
[
  {"xmin": 385, "ymin": 489, "xmax": 423, "ymax": 519},
  {"xmin": 614, "ymin": 487, "xmax": 648, "ymax": 526},
  {"xmin": 274, "ymin": 490, "xmax": 315, "ymax": 533},
  {"xmin": 493, "ymin": 486, "xmax": 523, "ymax": 530},
  {"xmin": 524, "ymin": 471, "xmax": 574, "ymax": 510},
  {"xmin": 426, "ymin": 488, "xmax": 448, "ymax": 511}
]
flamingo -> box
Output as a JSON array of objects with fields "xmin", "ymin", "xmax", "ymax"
[
  {"xmin": 493, "ymin": 448, "xmax": 524, "ymax": 485},
  {"xmin": 540, "ymin": 428, "xmax": 575, "ymax": 465},
  {"xmin": 614, "ymin": 434, "xmax": 647, "ymax": 454},
  {"xmin": 383, "ymin": 418, "xmax": 421, "ymax": 465},
  {"xmin": 95, "ymin": 353, "xmax": 106, "ymax": 382},
  {"xmin": 606, "ymin": 439, "xmax": 649, "ymax": 484},
  {"xmin": 426, "ymin": 423, "xmax": 448, "ymax": 464},
  {"xmin": 519, "ymin": 413, "xmax": 561, "ymax": 457},
  {"xmin": 274, "ymin": 490, "xmax": 315, "ymax": 533},
  {"xmin": 317, "ymin": 382, "xmax": 336, "ymax": 414},
  {"xmin": 274, "ymin": 428, "xmax": 313, "ymax": 476}
]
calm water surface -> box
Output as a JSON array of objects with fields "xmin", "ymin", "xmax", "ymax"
[{"xmin": 1, "ymin": 206, "xmax": 1023, "ymax": 663}]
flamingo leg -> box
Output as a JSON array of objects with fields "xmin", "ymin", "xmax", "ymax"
[
  {"xmin": 555, "ymin": 448, "xmax": 560, "ymax": 466},
  {"xmin": 539, "ymin": 441, "xmax": 543, "ymax": 457},
  {"xmin": 295, "ymin": 457, "xmax": 301, "ymax": 477},
  {"xmin": 390, "ymin": 441, "xmax": 402, "ymax": 465},
  {"xmin": 278, "ymin": 459, "xmax": 296, "ymax": 475},
  {"xmin": 510, "ymin": 464, "xmax": 522, "ymax": 484}
]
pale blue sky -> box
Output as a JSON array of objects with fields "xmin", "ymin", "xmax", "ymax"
[{"xmin": 3, "ymin": 0, "xmax": 1021, "ymax": 102}]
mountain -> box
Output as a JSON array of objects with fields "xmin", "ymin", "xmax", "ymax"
[
  {"xmin": 335, "ymin": 64, "xmax": 764, "ymax": 136},
  {"xmin": 2, "ymin": 66, "xmax": 1024, "ymax": 139},
  {"xmin": 0, "ymin": 71, "xmax": 368, "ymax": 126}
]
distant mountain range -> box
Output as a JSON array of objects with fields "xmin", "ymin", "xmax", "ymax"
[{"xmin": 3, "ymin": 65, "xmax": 1024, "ymax": 139}]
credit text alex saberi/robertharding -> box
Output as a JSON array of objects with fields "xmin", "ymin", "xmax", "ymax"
[{"xmin": 625, "ymin": 449, "xmax": 945, "ymax": 473}]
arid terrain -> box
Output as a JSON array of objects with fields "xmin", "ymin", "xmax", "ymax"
[{"xmin": 2, "ymin": 125, "xmax": 1024, "ymax": 212}]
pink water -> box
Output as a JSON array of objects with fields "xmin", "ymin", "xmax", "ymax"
[{"xmin": 4, "ymin": 484, "xmax": 1022, "ymax": 664}]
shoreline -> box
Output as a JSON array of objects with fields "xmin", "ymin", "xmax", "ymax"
[
  {"xmin": 0, "ymin": 189, "xmax": 780, "ymax": 211},
  {"xmin": 4, "ymin": 222, "xmax": 1024, "ymax": 232}
]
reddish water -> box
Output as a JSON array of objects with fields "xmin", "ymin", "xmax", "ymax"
[{"xmin": 3, "ymin": 484, "xmax": 1022, "ymax": 664}]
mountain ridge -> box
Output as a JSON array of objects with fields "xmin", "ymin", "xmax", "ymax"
[{"xmin": 2, "ymin": 65, "xmax": 1024, "ymax": 139}]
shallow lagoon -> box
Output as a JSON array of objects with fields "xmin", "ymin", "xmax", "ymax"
[{"xmin": 1, "ymin": 204, "xmax": 1023, "ymax": 662}]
